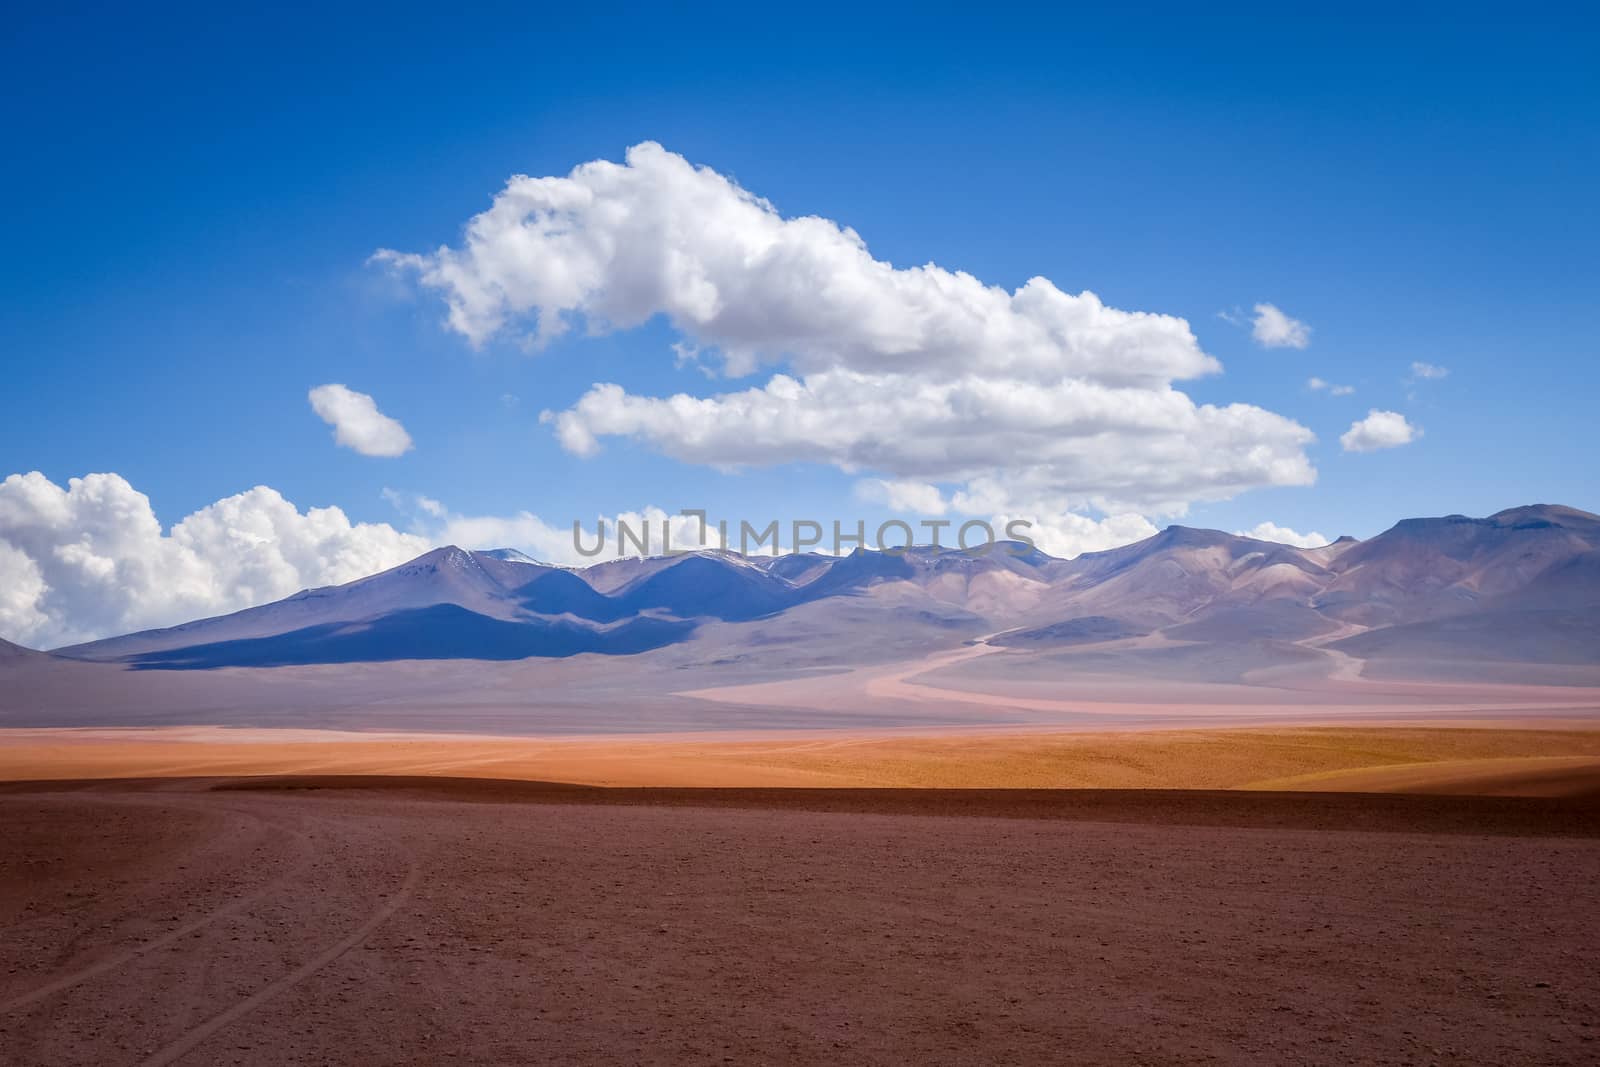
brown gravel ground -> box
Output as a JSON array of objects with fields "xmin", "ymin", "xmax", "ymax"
[{"xmin": 2, "ymin": 778, "xmax": 1597, "ymax": 1066}]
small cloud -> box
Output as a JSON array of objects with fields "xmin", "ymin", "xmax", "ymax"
[
  {"xmin": 308, "ymin": 384, "xmax": 413, "ymax": 458},
  {"xmin": 1307, "ymin": 377, "xmax": 1354, "ymax": 396},
  {"xmin": 855, "ymin": 478, "xmax": 949, "ymax": 515},
  {"xmin": 1340, "ymin": 409, "xmax": 1419, "ymax": 453},
  {"xmin": 1236, "ymin": 521, "xmax": 1331, "ymax": 548},
  {"xmin": 1249, "ymin": 303, "xmax": 1311, "ymax": 349},
  {"xmin": 381, "ymin": 489, "xmax": 446, "ymax": 520},
  {"xmin": 1408, "ymin": 361, "xmax": 1449, "ymax": 381},
  {"xmin": 501, "ymin": 393, "xmax": 520, "ymax": 409}
]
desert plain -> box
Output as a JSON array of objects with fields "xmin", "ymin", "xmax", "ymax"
[
  {"xmin": 4, "ymin": 703, "xmax": 1600, "ymax": 1066},
  {"xmin": 6, "ymin": 515, "xmax": 1600, "ymax": 1065}
]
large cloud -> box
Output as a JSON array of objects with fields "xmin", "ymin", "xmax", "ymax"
[
  {"xmin": 377, "ymin": 142, "xmax": 1316, "ymax": 519},
  {"xmin": 547, "ymin": 371, "xmax": 1313, "ymax": 515},
  {"xmin": 0, "ymin": 472, "xmax": 429, "ymax": 648},
  {"xmin": 374, "ymin": 143, "xmax": 1218, "ymax": 386}
]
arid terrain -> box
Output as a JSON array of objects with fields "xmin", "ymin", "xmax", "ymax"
[
  {"xmin": 4, "ymin": 723, "xmax": 1600, "ymax": 792},
  {"xmin": 3, "ymin": 723, "xmax": 1599, "ymax": 1064},
  {"xmin": 4, "ymin": 505, "xmax": 1599, "ymax": 1063},
  {"xmin": 2, "ymin": 778, "xmax": 1598, "ymax": 1066}
]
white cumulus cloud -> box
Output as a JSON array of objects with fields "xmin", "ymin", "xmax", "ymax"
[
  {"xmin": 1340, "ymin": 410, "xmax": 1420, "ymax": 453},
  {"xmin": 0, "ymin": 472, "xmax": 429, "ymax": 648},
  {"xmin": 849, "ymin": 479, "xmax": 1157, "ymax": 557},
  {"xmin": 1249, "ymin": 303, "xmax": 1311, "ymax": 349},
  {"xmin": 547, "ymin": 373, "xmax": 1313, "ymax": 516},
  {"xmin": 1004, "ymin": 511, "xmax": 1158, "ymax": 559},
  {"xmin": 1408, "ymin": 361, "xmax": 1449, "ymax": 381},
  {"xmin": 308, "ymin": 384, "xmax": 414, "ymax": 457},
  {"xmin": 377, "ymin": 142, "xmax": 1316, "ymax": 521},
  {"xmin": 0, "ymin": 541, "xmax": 49, "ymax": 643},
  {"xmin": 1236, "ymin": 521, "xmax": 1331, "ymax": 548},
  {"xmin": 373, "ymin": 142, "xmax": 1220, "ymax": 385}
]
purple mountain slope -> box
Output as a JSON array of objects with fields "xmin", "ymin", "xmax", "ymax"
[
  {"xmin": 612, "ymin": 554, "xmax": 797, "ymax": 622},
  {"xmin": 33, "ymin": 505, "xmax": 1600, "ymax": 674},
  {"xmin": 56, "ymin": 546, "xmax": 537, "ymax": 662}
]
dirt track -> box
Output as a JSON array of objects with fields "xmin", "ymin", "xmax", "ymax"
[{"xmin": 3, "ymin": 779, "xmax": 1599, "ymax": 1065}]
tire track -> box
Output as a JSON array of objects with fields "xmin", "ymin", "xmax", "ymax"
[
  {"xmin": 0, "ymin": 796, "xmax": 314, "ymax": 1016},
  {"xmin": 138, "ymin": 843, "xmax": 422, "ymax": 1067}
]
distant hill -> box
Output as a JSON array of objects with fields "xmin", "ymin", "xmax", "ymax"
[
  {"xmin": 0, "ymin": 637, "xmax": 50, "ymax": 663},
  {"xmin": 41, "ymin": 505, "xmax": 1600, "ymax": 677},
  {"xmin": 56, "ymin": 545, "xmax": 549, "ymax": 662}
]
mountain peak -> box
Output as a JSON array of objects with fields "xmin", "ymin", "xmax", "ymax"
[
  {"xmin": 411, "ymin": 544, "xmax": 472, "ymax": 564},
  {"xmin": 479, "ymin": 548, "xmax": 546, "ymax": 566},
  {"xmin": 1374, "ymin": 504, "xmax": 1600, "ymax": 541},
  {"xmin": 0, "ymin": 637, "xmax": 47, "ymax": 661},
  {"xmin": 1487, "ymin": 504, "xmax": 1600, "ymax": 528},
  {"xmin": 1153, "ymin": 525, "xmax": 1237, "ymax": 549}
]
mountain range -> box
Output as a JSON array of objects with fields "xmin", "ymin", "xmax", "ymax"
[{"xmin": 35, "ymin": 504, "xmax": 1599, "ymax": 681}]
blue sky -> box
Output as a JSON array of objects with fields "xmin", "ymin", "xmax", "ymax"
[{"xmin": 3, "ymin": 5, "xmax": 1598, "ymax": 643}]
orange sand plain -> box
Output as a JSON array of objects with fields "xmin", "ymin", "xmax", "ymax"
[{"xmin": 4, "ymin": 723, "xmax": 1600, "ymax": 794}]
